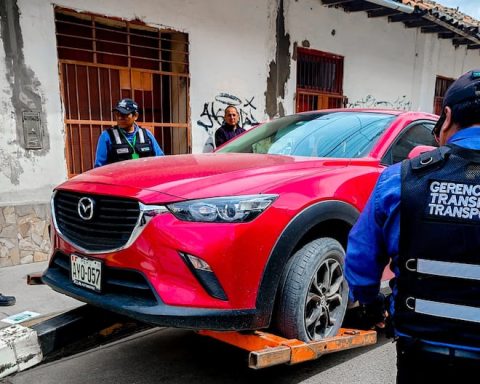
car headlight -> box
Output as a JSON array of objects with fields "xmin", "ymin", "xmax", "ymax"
[{"xmin": 166, "ymin": 194, "xmax": 278, "ymax": 223}]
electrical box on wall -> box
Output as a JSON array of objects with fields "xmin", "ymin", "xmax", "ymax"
[{"xmin": 22, "ymin": 111, "xmax": 43, "ymax": 149}]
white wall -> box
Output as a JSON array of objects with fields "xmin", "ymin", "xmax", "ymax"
[
  {"xmin": 0, "ymin": 0, "xmax": 67, "ymax": 205},
  {"xmin": 1, "ymin": 0, "xmax": 480, "ymax": 208},
  {"xmin": 286, "ymin": 0, "xmax": 480, "ymax": 114}
]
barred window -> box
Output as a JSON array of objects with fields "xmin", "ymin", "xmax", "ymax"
[{"xmin": 296, "ymin": 48, "xmax": 345, "ymax": 112}]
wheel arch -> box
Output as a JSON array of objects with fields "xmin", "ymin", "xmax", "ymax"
[{"xmin": 255, "ymin": 200, "xmax": 360, "ymax": 326}]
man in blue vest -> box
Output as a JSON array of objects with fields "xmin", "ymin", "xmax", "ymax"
[
  {"xmin": 345, "ymin": 69, "xmax": 480, "ymax": 382},
  {"xmin": 94, "ymin": 98, "xmax": 164, "ymax": 167}
]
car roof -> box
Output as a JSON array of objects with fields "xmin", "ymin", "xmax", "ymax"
[{"xmin": 294, "ymin": 108, "xmax": 438, "ymax": 120}]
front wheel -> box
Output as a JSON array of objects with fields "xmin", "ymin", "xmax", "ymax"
[{"xmin": 274, "ymin": 238, "xmax": 349, "ymax": 341}]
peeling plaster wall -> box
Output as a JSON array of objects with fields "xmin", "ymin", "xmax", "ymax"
[
  {"xmin": 0, "ymin": 0, "xmax": 67, "ymax": 205},
  {"xmin": 285, "ymin": 0, "xmax": 480, "ymax": 114},
  {"xmin": 265, "ymin": 0, "xmax": 290, "ymax": 119}
]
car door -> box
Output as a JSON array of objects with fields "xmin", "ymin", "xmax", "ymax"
[{"xmin": 381, "ymin": 121, "xmax": 438, "ymax": 166}]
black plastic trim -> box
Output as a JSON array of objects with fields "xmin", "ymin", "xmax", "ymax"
[
  {"xmin": 179, "ymin": 252, "xmax": 228, "ymax": 301},
  {"xmin": 254, "ymin": 200, "xmax": 360, "ymax": 324},
  {"xmin": 43, "ymin": 265, "xmax": 261, "ymax": 330}
]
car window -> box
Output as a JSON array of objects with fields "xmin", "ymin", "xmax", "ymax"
[
  {"xmin": 217, "ymin": 112, "xmax": 396, "ymax": 159},
  {"xmin": 382, "ymin": 122, "xmax": 438, "ymax": 165}
]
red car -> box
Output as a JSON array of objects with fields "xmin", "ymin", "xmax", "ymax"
[{"xmin": 43, "ymin": 109, "xmax": 438, "ymax": 341}]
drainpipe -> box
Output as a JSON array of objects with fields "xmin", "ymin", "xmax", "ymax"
[{"xmin": 367, "ymin": 0, "xmax": 415, "ymax": 14}]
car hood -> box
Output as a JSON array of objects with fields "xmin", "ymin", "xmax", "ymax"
[{"xmin": 59, "ymin": 153, "xmax": 349, "ymax": 202}]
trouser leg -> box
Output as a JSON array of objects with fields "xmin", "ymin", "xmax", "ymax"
[
  {"xmin": 396, "ymin": 340, "xmax": 423, "ymax": 384},
  {"xmin": 396, "ymin": 338, "xmax": 477, "ymax": 384}
]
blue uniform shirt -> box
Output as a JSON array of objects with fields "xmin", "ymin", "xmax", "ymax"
[
  {"xmin": 345, "ymin": 126, "xmax": 480, "ymax": 349},
  {"xmin": 94, "ymin": 124, "xmax": 164, "ymax": 167}
]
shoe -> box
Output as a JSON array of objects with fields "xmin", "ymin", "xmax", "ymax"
[{"xmin": 0, "ymin": 294, "xmax": 16, "ymax": 306}]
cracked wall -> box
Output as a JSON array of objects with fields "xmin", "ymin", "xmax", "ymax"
[
  {"xmin": 265, "ymin": 0, "xmax": 291, "ymax": 119},
  {"xmin": 0, "ymin": 0, "xmax": 48, "ymax": 186}
]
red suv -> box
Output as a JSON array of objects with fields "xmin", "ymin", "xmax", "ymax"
[{"xmin": 43, "ymin": 109, "xmax": 437, "ymax": 341}]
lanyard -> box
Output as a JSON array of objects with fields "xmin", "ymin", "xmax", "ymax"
[{"xmin": 119, "ymin": 128, "xmax": 139, "ymax": 159}]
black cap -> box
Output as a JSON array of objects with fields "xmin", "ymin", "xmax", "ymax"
[
  {"xmin": 113, "ymin": 98, "xmax": 139, "ymax": 114},
  {"xmin": 433, "ymin": 69, "xmax": 480, "ymax": 136}
]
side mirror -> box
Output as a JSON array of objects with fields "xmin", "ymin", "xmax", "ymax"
[{"xmin": 407, "ymin": 145, "xmax": 436, "ymax": 159}]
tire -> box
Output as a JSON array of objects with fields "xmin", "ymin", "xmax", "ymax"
[{"xmin": 274, "ymin": 238, "xmax": 349, "ymax": 341}]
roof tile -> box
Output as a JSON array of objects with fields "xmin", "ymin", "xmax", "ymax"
[{"xmin": 401, "ymin": 0, "xmax": 480, "ymax": 27}]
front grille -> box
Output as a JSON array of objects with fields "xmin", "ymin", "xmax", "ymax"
[
  {"xmin": 54, "ymin": 190, "xmax": 140, "ymax": 252},
  {"xmin": 50, "ymin": 252, "xmax": 158, "ymax": 305}
]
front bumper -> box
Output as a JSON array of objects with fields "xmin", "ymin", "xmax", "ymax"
[{"xmin": 42, "ymin": 252, "xmax": 267, "ymax": 330}]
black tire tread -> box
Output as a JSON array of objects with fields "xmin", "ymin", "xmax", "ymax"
[{"xmin": 274, "ymin": 237, "xmax": 347, "ymax": 341}]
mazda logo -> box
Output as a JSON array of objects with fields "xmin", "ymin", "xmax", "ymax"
[{"xmin": 78, "ymin": 197, "xmax": 95, "ymax": 220}]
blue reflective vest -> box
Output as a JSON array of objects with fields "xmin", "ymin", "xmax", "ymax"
[
  {"xmin": 106, "ymin": 126, "xmax": 155, "ymax": 163},
  {"xmin": 397, "ymin": 145, "xmax": 480, "ymax": 348}
]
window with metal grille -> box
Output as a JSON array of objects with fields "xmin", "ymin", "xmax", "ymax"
[
  {"xmin": 296, "ymin": 48, "xmax": 345, "ymax": 112},
  {"xmin": 55, "ymin": 7, "xmax": 190, "ymax": 177},
  {"xmin": 433, "ymin": 76, "xmax": 454, "ymax": 115}
]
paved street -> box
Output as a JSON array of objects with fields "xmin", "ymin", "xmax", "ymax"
[
  {"xmin": 0, "ymin": 262, "xmax": 397, "ymax": 383},
  {"xmin": 2, "ymin": 328, "xmax": 396, "ymax": 384}
]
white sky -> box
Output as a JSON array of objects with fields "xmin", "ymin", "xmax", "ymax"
[{"xmin": 437, "ymin": 0, "xmax": 480, "ymax": 19}]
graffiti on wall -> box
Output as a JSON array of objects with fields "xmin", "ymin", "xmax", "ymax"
[
  {"xmin": 198, "ymin": 93, "xmax": 259, "ymax": 152},
  {"xmin": 347, "ymin": 95, "xmax": 412, "ymax": 111}
]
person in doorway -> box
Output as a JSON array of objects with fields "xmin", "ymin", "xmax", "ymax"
[
  {"xmin": 214, "ymin": 105, "xmax": 245, "ymax": 148},
  {"xmin": 345, "ymin": 69, "xmax": 480, "ymax": 383},
  {"xmin": 0, "ymin": 293, "xmax": 15, "ymax": 306},
  {"xmin": 94, "ymin": 98, "xmax": 164, "ymax": 167}
]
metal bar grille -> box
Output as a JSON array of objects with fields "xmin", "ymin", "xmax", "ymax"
[
  {"xmin": 297, "ymin": 48, "xmax": 343, "ymax": 94},
  {"xmin": 55, "ymin": 8, "xmax": 189, "ymax": 71},
  {"xmin": 296, "ymin": 91, "xmax": 346, "ymax": 113},
  {"xmin": 296, "ymin": 48, "xmax": 345, "ymax": 113},
  {"xmin": 55, "ymin": 7, "xmax": 190, "ymax": 177}
]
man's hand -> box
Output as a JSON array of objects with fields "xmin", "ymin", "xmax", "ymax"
[
  {"xmin": 344, "ymin": 293, "xmax": 387, "ymax": 330},
  {"xmin": 360, "ymin": 293, "xmax": 387, "ymax": 329}
]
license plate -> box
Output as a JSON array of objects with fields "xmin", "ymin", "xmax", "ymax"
[{"xmin": 70, "ymin": 254, "xmax": 102, "ymax": 292}]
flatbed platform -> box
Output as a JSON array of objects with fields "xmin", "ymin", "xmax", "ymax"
[
  {"xmin": 0, "ymin": 304, "xmax": 376, "ymax": 377},
  {"xmin": 199, "ymin": 328, "xmax": 377, "ymax": 369}
]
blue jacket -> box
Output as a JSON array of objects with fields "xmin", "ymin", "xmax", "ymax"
[
  {"xmin": 345, "ymin": 126, "xmax": 480, "ymax": 351},
  {"xmin": 95, "ymin": 124, "xmax": 164, "ymax": 167}
]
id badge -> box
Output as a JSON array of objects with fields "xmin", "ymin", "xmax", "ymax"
[{"xmin": 132, "ymin": 153, "xmax": 140, "ymax": 159}]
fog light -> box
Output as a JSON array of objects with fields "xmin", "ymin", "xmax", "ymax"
[
  {"xmin": 186, "ymin": 254, "xmax": 212, "ymax": 272},
  {"xmin": 179, "ymin": 252, "xmax": 227, "ymax": 301}
]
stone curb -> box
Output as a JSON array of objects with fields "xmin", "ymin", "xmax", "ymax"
[{"xmin": 0, "ymin": 324, "xmax": 42, "ymax": 379}]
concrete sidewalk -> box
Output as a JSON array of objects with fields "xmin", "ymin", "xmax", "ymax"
[
  {"xmin": 0, "ymin": 262, "xmax": 82, "ymax": 378},
  {"xmin": 0, "ymin": 262, "xmax": 80, "ymax": 328}
]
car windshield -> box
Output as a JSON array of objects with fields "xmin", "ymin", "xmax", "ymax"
[{"xmin": 217, "ymin": 111, "xmax": 396, "ymax": 158}]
